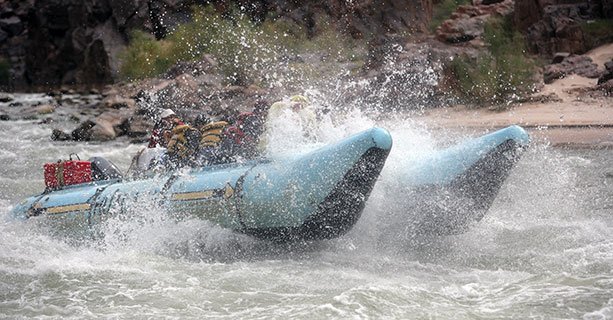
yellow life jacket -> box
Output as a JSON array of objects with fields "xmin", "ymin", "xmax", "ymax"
[
  {"xmin": 167, "ymin": 124, "xmax": 199, "ymax": 159},
  {"xmin": 199, "ymin": 121, "xmax": 228, "ymax": 148}
]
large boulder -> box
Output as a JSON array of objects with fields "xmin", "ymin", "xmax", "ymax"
[
  {"xmin": 436, "ymin": 0, "xmax": 515, "ymax": 44},
  {"xmin": 117, "ymin": 114, "xmax": 153, "ymax": 138},
  {"xmin": 598, "ymin": 59, "xmax": 613, "ymax": 85},
  {"xmin": 518, "ymin": 0, "xmax": 613, "ymax": 57},
  {"xmin": 543, "ymin": 54, "xmax": 602, "ymax": 84},
  {"xmin": 101, "ymin": 94, "xmax": 136, "ymax": 109},
  {"xmin": 90, "ymin": 109, "xmax": 132, "ymax": 141},
  {"xmin": 0, "ymin": 0, "xmax": 159, "ymax": 89},
  {"xmin": 349, "ymin": 38, "xmax": 476, "ymax": 110},
  {"xmin": 1, "ymin": 0, "xmax": 436, "ymax": 89}
]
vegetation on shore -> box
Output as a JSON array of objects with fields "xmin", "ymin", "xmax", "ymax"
[
  {"xmin": 119, "ymin": 6, "xmax": 366, "ymax": 87},
  {"xmin": 580, "ymin": 19, "xmax": 613, "ymax": 50},
  {"xmin": 445, "ymin": 16, "xmax": 537, "ymax": 106},
  {"xmin": 120, "ymin": 3, "xmax": 545, "ymax": 108},
  {"xmin": 429, "ymin": 0, "xmax": 471, "ymax": 32}
]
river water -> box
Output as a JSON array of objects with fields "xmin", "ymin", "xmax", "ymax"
[{"xmin": 1, "ymin": 108, "xmax": 612, "ymax": 319}]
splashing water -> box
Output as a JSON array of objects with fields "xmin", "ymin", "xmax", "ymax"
[{"xmin": 1, "ymin": 99, "xmax": 613, "ymax": 318}]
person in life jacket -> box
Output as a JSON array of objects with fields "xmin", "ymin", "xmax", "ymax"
[
  {"xmin": 148, "ymin": 109, "xmax": 184, "ymax": 148},
  {"xmin": 165, "ymin": 123, "xmax": 202, "ymax": 168},
  {"xmin": 130, "ymin": 108, "xmax": 185, "ymax": 175},
  {"xmin": 258, "ymin": 95, "xmax": 317, "ymax": 152},
  {"xmin": 193, "ymin": 115, "xmax": 230, "ymax": 166},
  {"xmin": 221, "ymin": 107, "xmax": 266, "ymax": 160}
]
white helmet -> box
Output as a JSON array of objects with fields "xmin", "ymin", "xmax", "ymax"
[{"xmin": 160, "ymin": 109, "xmax": 175, "ymax": 118}]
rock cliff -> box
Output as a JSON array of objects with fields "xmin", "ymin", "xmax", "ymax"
[
  {"xmin": 0, "ymin": 0, "xmax": 432, "ymax": 90},
  {"xmin": 514, "ymin": 0, "xmax": 613, "ymax": 56}
]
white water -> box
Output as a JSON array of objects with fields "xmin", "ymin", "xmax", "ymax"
[{"xmin": 1, "ymin": 107, "xmax": 612, "ymax": 319}]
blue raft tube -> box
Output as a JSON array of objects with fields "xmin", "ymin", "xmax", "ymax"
[
  {"xmin": 391, "ymin": 125, "xmax": 530, "ymax": 236},
  {"xmin": 11, "ymin": 127, "xmax": 393, "ymax": 242}
]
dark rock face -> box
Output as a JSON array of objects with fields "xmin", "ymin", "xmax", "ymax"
[
  {"xmin": 513, "ymin": 0, "xmax": 544, "ymax": 31},
  {"xmin": 0, "ymin": 0, "xmax": 433, "ymax": 90},
  {"xmin": 436, "ymin": 0, "xmax": 514, "ymax": 44},
  {"xmin": 0, "ymin": 0, "xmax": 201, "ymax": 90},
  {"xmin": 0, "ymin": 0, "xmax": 130, "ymax": 89},
  {"xmin": 543, "ymin": 54, "xmax": 601, "ymax": 84},
  {"xmin": 598, "ymin": 59, "xmax": 613, "ymax": 85},
  {"xmin": 214, "ymin": 0, "xmax": 433, "ymax": 38},
  {"xmin": 515, "ymin": 0, "xmax": 613, "ymax": 57},
  {"xmin": 605, "ymin": 0, "xmax": 613, "ymax": 18},
  {"xmin": 319, "ymin": 0, "xmax": 433, "ymax": 37}
]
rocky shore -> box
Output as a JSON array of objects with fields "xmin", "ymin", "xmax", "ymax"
[
  {"xmin": 0, "ymin": 46, "xmax": 611, "ymax": 149},
  {"xmin": 0, "ymin": 0, "xmax": 611, "ymax": 149},
  {"xmin": 417, "ymin": 43, "xmax": 613, "ymax": 148}
]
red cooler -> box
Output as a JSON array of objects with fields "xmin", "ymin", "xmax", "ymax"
[{"xmin": 44, "ymin": 155, "xmax": 92, "ymax": 188}]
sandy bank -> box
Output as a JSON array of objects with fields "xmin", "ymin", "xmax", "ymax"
[
  {"xmin": 416, "ymin": 96, "xmax": 612, "ymax": 148},
  {"xmin": 416, "ymin": 43, "xmax": 613, "ymax": 148},
  {"xmin": 416, "ymin": 102, "xmax": 612, "ymax": 148}
]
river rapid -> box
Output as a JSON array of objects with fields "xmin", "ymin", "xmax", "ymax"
[{"xmin": 1, "ymin": 104, "xmax": 612, "ymax": 319}]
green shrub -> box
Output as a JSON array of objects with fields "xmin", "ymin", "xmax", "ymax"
[
  {"xmin": 119, "ymin": 6, "xmax": 282, "ymax": 84},
  {"xmin": 119, "ymin": 5, "xmax": 366, "ymax": 86},
  {"xmin": 430, "ymin": 0, "xmax": 471, "ymax": 32},
  {"xmin": 581, "ymin": 19, "xmax": 613, "ymax": 50},
  {"xmin": 119, "ymin": 31, "xmax": 174, "ymax": 80},
  {"xmin": 446, "ymin": 16, "xmax": 536, "ymax": 105},
  {"xmin": 271, "ymin": 15, "xmax": 367, "ymax": 90},
  {"xmin": 169, "ymin": 6, "xmax": 284, "ymax": 85},
  {"xmin": 449, "ymin": 54, "xmax": 496, "ymax": 103}
]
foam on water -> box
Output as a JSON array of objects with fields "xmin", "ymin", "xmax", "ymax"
[{"xmin": 1, "ymin": 102, "xmax": 612, "ymax": 318}]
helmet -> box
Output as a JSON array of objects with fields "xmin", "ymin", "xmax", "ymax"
[
  {"xmin": 193, "ymin": 114, "xmax": 211, "ymax": 127},
  {"xmin": 290, "ymin": 95, "xmax": 309, "ymax": 104},
  {"xmin": 160, "ymin": 109, "xmax": 175, "ymax": 118}
]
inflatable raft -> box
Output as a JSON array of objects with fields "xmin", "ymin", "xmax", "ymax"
[
  {"xmin": 11, "ymin": 127, "xmax": 393, "ymax": 242},
  {"xmin": 394, "ymin": 125, "xmax": 530, "ymax": 236}
]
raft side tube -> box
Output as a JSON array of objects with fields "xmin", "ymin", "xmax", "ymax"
[
  {"xmin": 10, "ymin": 180, "xmax": 117, "ymax": 220},
  {"xmin": 9, "ymin": 128, "xmax": 393, "ymax": 242},
  {"xmin": 400, "ymin": 125, "xmax": 530, "ymax": 236},
  {"xmin": 240, "ymin": 127, "xmax": 393, "ymax": 241},
  {"xmin": 404, "ymin": 125, "xmax": 529, "ymax": 186},
  {"xmin": 164, "ymin": 165, "xmax": 254, "ymax": 229}
]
